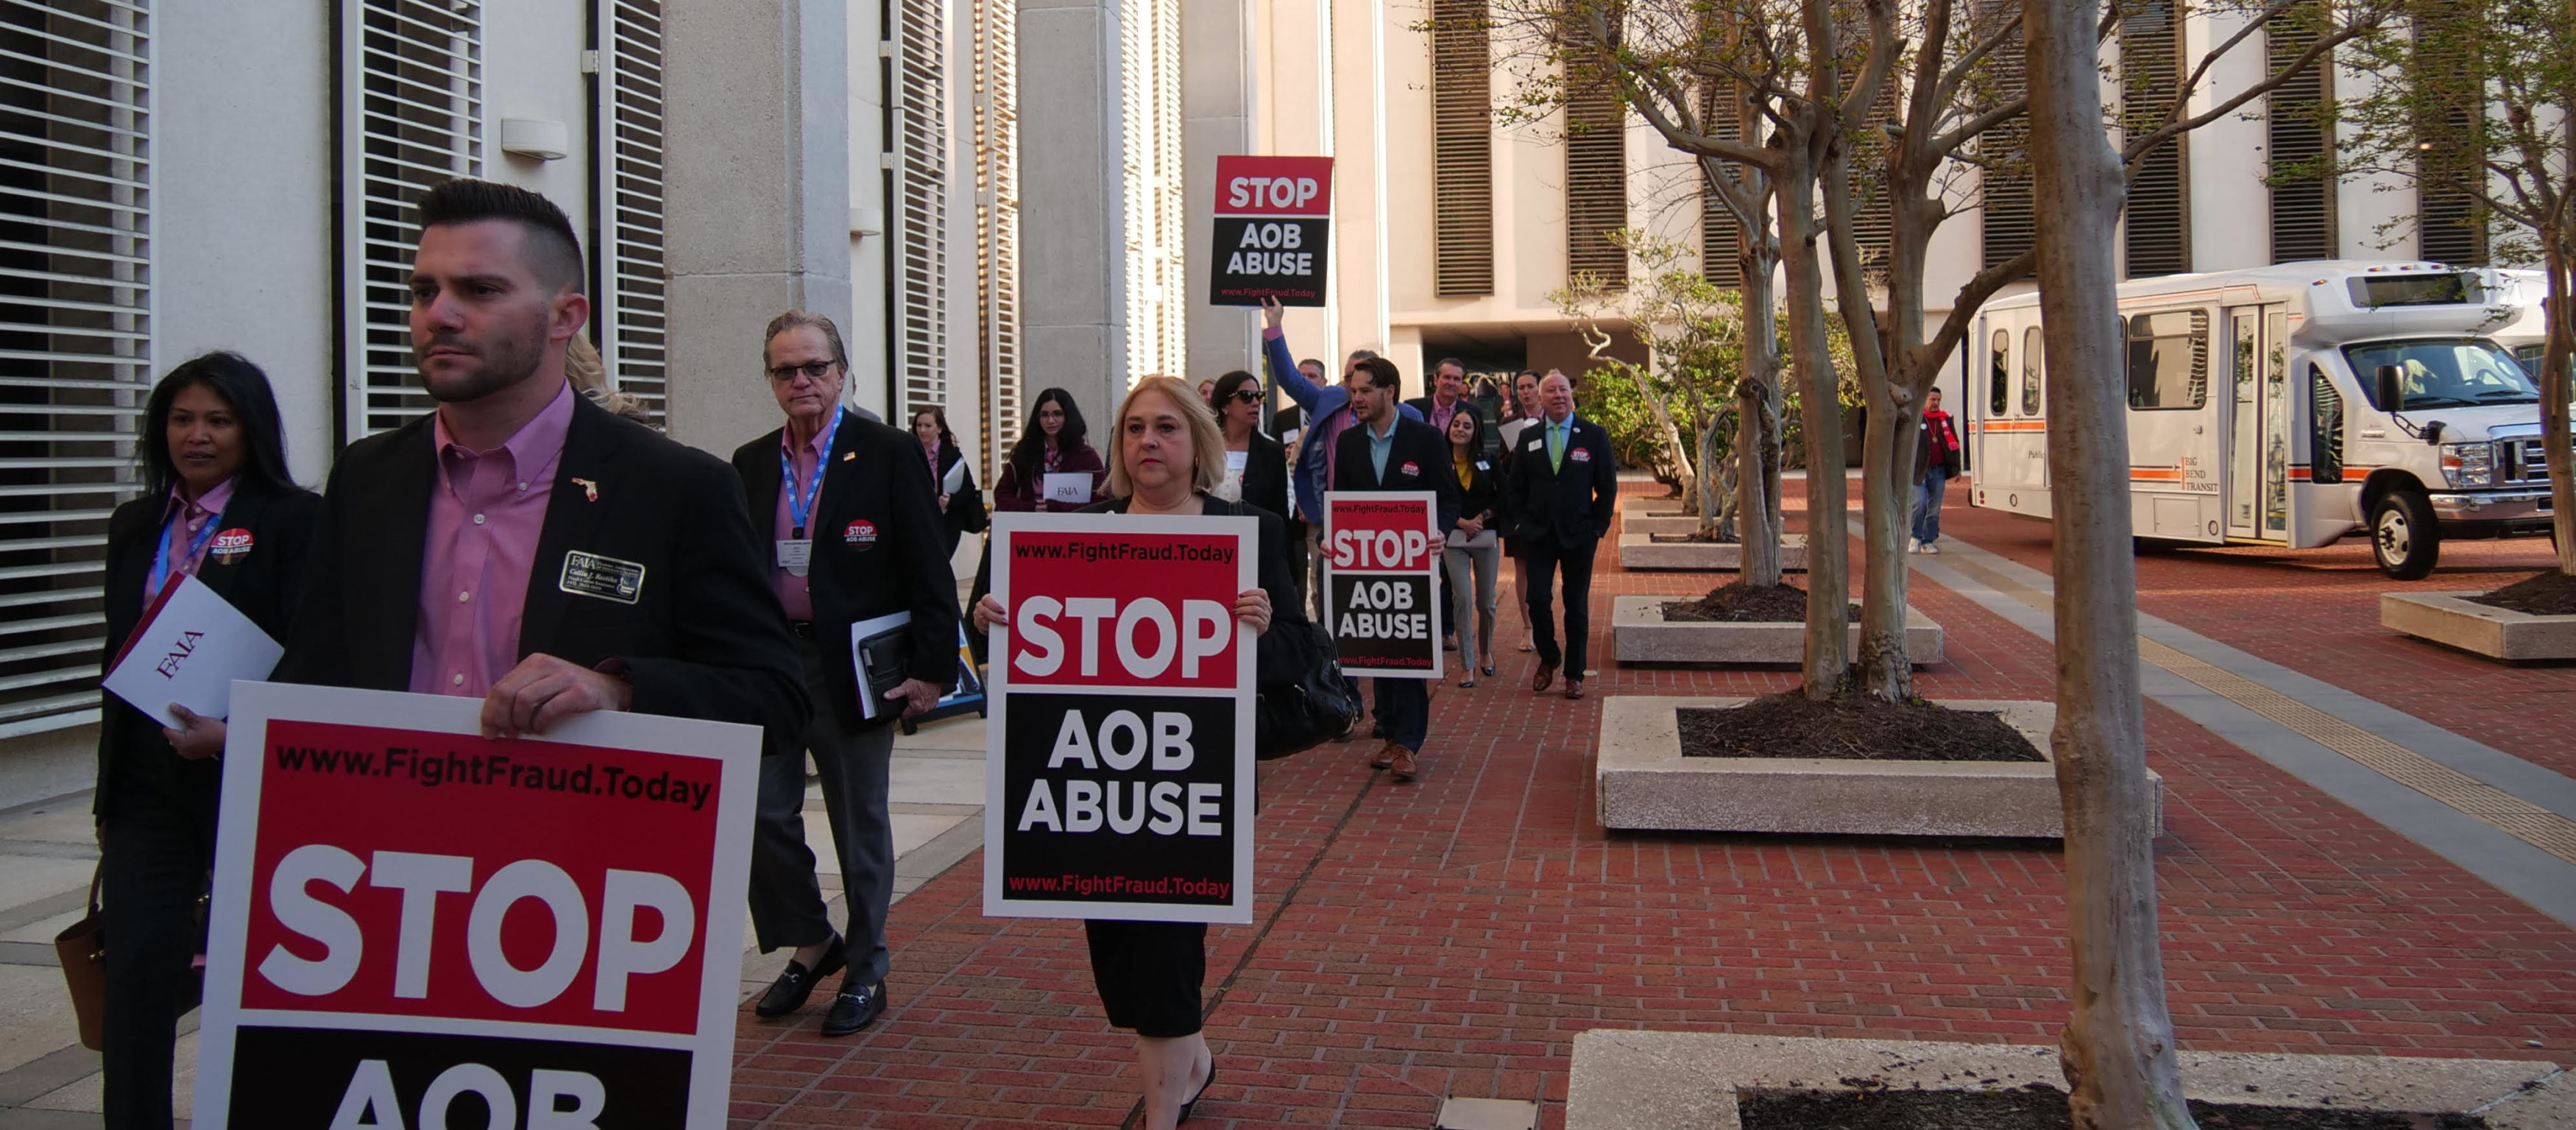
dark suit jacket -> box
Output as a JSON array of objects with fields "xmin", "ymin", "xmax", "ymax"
[
  {"xmin": 1503, "ymin": 414, "xmax": 1619, "ymax": 547},
  {"xmin": 1236, "ymin": 431, "xmax": 1291, "ymax": 530},
  {"xmin": 930, "ymin": 440, "xmax": 987, "ymax": 541},
  {"xmin": 96, "ymin": 484, "xmax": 322, "ymax": 819},
  {"xmin": 1331, "ymin": 416, "xmax": 1462, "ymax": 536},
  {"xmin": 278, "ymin": 394, "xmax": 808, "ymax": 745},
  {"xmin": 1402, "ymin": 396, "xmax": 1484, "ymax": 434},
  {"xmin": 733, "ymin": 410, "xmax": 960, "ymax": 731}
]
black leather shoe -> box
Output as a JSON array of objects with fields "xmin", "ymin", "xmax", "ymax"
[
  {"xmin": 820, "ymin": 978, "xmax": 886, "ymax": 1037},
  {"xmin": 754, "ymin": 936, "xmax": 845, "ymax": 1017},
  {"xmin": 1179, "ymin": 1061, "xmax": 1217, "ymax": 1123}
]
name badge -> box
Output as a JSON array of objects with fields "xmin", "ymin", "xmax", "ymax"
[
  {"xmin": 776, "ymin": 539, "xmax": 813, "ymax": 576},
  {"xmin": 1474, "ymin": 460, "xmax": 1491, "ymax": 472},
  {"xmin": 559, "ymin": 550, "xmax": 646, "ymax": 605},
  {"xmin": 1527, "ymin": 439, "xmax": 1545, "ymax": 453}
]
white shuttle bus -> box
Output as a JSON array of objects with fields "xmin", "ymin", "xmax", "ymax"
[{"xmin": 1968, "ymin": 261, "xmax": 2555, "ymax": 579}]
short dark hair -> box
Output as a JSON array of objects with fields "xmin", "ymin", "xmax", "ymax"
[
  {"xmin": 1298, "ymin": 358, "xmax": 1324, "ymax": 373},
  {"xmin": 417, "ymin": 178, "xmax": 585, "ymax": 292},
  {"xmin": 1435, "ymin": 357, "xmax": 1468, "ymax": 378},
  {"xmin": 141, "ymin": 351, "xmax": 298, "ymax": 499},
  {"xmin": 1356, "ymin": 356, "xmax": 1401, "ymax": 392}
]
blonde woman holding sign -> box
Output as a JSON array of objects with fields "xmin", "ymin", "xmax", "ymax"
[{"xmin": 974, "ymin": 375, "xmax": 1298, "ymax": 1128}]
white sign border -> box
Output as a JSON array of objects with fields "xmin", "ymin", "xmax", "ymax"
[
  {"xmin": 194, "ymin": 681, "xmax": 762, "ymax": 1130},
  {"xmin": 983, "ymin": 510, "xmax": 1260, "ymax": 925}
]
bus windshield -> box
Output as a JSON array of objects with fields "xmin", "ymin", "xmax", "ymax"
[{"xmin": 2341, "ymin": 338, "xmax": 2538, "ymax": 411}]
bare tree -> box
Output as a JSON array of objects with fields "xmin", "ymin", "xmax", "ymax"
[
  {"xmin": 2023, "ymin": 0, "xmax": 2197, "ymax": 1123},
  {"xmin": 2316, "ymin": 0, "xmax": 2576, "ymax": 573}
]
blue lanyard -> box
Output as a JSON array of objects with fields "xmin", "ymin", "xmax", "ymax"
[
  {"xmin": 779, "ymin": 408, "xmax": 842, "ymax": 537},
  {"xmin": 145, "ymin": 504, "xmax": 223, "ymax": 600}
]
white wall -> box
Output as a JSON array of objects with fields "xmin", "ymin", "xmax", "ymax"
[
  {"xmin": 849, "ymin": 1, "xmax": 891, "ymax": 417},
  {"xmin": 483, "ymin": 2, "xmax": 595, "ymax": 234},
  {"xmin": 155, "ymin": 1, "xmax": 336, "ymax": 485}
]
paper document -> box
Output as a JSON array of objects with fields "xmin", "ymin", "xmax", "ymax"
[
  {"xmin": 850, "ymin": 611, "xmax": 913, "ymax": 721},
  {"xmin": 1041, "ymin": 472, "xmax": 1091, "ymax": 506},
  {"xmin": 941, "ymin": 457, "xmax": 967, "ymax": 495},
  {"xmin": 102, "ymin": 574, "xmax": 283, "ymax": 728}
]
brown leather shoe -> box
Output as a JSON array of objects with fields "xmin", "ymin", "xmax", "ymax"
[
  {"xmin": 1369, "ymin": 740, "xmax": 1402, "ymax": 770},
  {"xmin": 1564, "ymin": 678, "xmax": 1587, "ymax": 700},
  {"xmin": 1532, "ymin": 660, "xmax": 1558, "ymax": 693},
  {"xmin": 1388, "ymin": 747, "xmax": 1420, "ymax": 782}
]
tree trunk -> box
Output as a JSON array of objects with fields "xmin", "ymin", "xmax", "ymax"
[
  {"xmin": 2024, "ymin": 0, "xmax": 2199, "ymax": 1125},
  {"xmin": 1819, "ymin": 127, "xmax": 1919, "ymax": 704},
  {"xmin": 2542, "ymin": 245, "xmax": 2576, "ymax": 576},
  {"xmin": 1777, "ymin": 144, "xmax": 1850, "ymax": 697},
  {"xmin": 1698, "ymin": 416, "xmax": 1739, "ymax": 539},
  {"xmin": 1741, "ymin": 259, "xmax": 1786, "ymax": 587}
]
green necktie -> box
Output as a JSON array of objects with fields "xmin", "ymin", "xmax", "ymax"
[{"xmin": 1548, "ymin": 422, "xmax": 1565, "ymax": 472}]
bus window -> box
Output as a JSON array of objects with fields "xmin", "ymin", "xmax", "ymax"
[
  {"xmin": 2126, "ymin": 310, "xmax": 2209, "ymax": 410},
  {"xmin": 2342, "ymin": 338, "xmax": 2539, "ymax": 411},
  {"xmin": 2310, "ymin": 364, "xmax": 2343, "ymax": 484},
  {"xmin": 1989, "ymin": 330, "xmax": 2010, "ymax": 414},
  {"xmin": 2020, "ymin": 327, "xmax": 2044, "ymax": 415}
]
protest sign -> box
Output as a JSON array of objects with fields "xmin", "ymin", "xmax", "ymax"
[
  {"xmin": 985, "ymin": 512, "xmax": 1256, "ymax": 924},
  {"xmin": 1323, "ymin": 492, "xmax": 1443, "ymax": 678},
  {"xmin": 1209, "ymin": 155, "xmax": 1333, "ymax": 306},
  {"xmin": 194, "ymin": 682, "xmax": 759, "ymax": 1130}
]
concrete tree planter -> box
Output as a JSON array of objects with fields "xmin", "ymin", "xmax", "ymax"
[
  {"xmin": 2382, "ymin": 591, "xmax": 2576, "ymax": 662},
  {"xmin": 1596, "ymin": 696, "xmax": 2162, "ymax": 838},
  {"xmin": 1610, "ymin": 596, "xmax": 1944, "ymax": 665},
  {"xmin": 1617, "ymin": 533, "xmax": 1808, "ymax": 572},
  {"xmin": 1567, "ymin": 1032, "xmax": 2572, "ymax": 1130},
  {"xmin": 1624, "ymin": 510, "xmax": 1703, "ymax": 537}
]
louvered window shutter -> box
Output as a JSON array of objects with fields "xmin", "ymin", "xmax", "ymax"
[
  {"xmin": 339, "ymin": 0, "xmax": 481, "ymax": 440},
  {"xmin": 1119, "ymin": 0, "xmax": 1183, "ymax": 382},
  {"xmin": 1565, "ymin": 85, "xmax": 1627, "ymax": 289},
  {"xmin": 895, "ymin": 0, "xmax": 948, "ymax": 417},
  {"xmin": 2265, "ymin": 10, "xmax": 2335, "ymax": 263},
  {"xmin": 1975, "ymin": 0, "xmax": 2035, "ymax": 278},
  {"xmin": 0, "ymin": 0, "xmax": 152, "ymax": 735},
  {"xmin": 971, "ymin": 0, "xmax": 1021, "ymax": 478},
  {"xmin": 1699, "ymin": 80, "xmax": 1745, "ymax": 289},
  {"xmin": 2410, "ymin": 0, "xmax": 2487, "ymax": 264},
  {"xmin": 1849, "ymin": 85, "xmax": 1897, "ymax": 286},
  {"xmin": 1431, "ymin": 0, "xmax": 1493, "ymax": 297},
  {"xmin": 2120, "ymin": 0, "xmax": 2190, "ymax": 278},
  {"xmin": 596, "ymin": 0, "xmax": 665, "ymax": 426}
]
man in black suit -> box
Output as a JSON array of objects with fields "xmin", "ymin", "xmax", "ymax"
[
  {"xmin": 1403, "ymin": 356, "xmax": 1485, "ymax": 437},
  {"xmin": 732, "ymin": 310, "xmax": 958, "ymax": 1037},
  {"xmin": 1503, "ymin": 372, "xmax": 1618, "ymax": 699},
  {"xmin": 1333, "ymin": 357, "xmax": 1459, "ymax": 783},
  {"xmin": 276, "ymin": 176, "xmax": 809, "ymax": 850}
]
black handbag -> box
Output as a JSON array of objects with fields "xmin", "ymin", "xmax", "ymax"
[{"xmin": 1253, "ymin": 617, "xmax": 1360, "ymax": 760}]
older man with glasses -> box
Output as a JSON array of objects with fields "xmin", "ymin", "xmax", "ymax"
[{"xmin": 731, "ymin": 310, "xmax": 956, "ymax": 1037}]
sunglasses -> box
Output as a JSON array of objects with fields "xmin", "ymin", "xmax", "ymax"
[{"xmin": 1227, "ymin": 389, "xmax": 1263, "ymax": 404}]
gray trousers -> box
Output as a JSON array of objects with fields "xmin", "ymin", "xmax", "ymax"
[
  {"xmin": 746, "ymin": 638, "xmax": 896, "ymax": 985},
  {"xmin": 1444, "ymin": 535, "xmax": 1500, "ymax": 672}
]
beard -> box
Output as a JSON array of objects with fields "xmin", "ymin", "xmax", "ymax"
[{"xmin": 417, "ymin": 308, "xmax": 548, "ymax": 403}]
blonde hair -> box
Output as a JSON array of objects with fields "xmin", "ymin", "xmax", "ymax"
[
  {"xmin": 1106, "ymin": 375, "xmax": 1225, "ymax": 499},
  {"xmin": 566, "ymin": 335, "xmax": 651, "ymax": 423}
]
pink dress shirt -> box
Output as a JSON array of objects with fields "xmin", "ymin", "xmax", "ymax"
[
  {"xmin": 771, "ymin": 412, "xmax": 839, "ymax": 622},
  {"xmin": 409, "ymin": 384, "xmax": 576, "ymax": 697},
  {"xmin": 147, "ymin": 476, "xmax": 238, "ymax": 601}
]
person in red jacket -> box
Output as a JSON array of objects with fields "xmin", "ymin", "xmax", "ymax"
[{"xmin": 1910, "ymin": 387, "xmax": 1964, "ymax": 554}]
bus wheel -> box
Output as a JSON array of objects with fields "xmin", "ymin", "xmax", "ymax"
[{"xmin": 2371, "ymin": 490, "xmax": 2440, "ymax": 579}]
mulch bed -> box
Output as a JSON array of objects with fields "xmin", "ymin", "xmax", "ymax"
[
  {"xmin": 1663, "ymin": 582, "xmax": 1852, "ymax": 624},
  {"xmin": 2466, "ymin": 570, "xmax": 2576, "ymax": 616},
  {"xmin": 1735, "ymin": 1087, "xmax": 2487, "ymax": 1129},
  {"xmin": 1649, "ymin": 529, "xmax": 1743, "ymax": 544},
  {"xmin": 1679, "ymin": 691, "xmax": 2044, "ymax": 762}
]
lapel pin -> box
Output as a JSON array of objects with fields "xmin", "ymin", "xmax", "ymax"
[
  {"xmin": 572, "ymin": 477, "xmax": 600, "ymax": 502},
  {"xmin": 841, "ymin": 452, "xmax": 856, "ymax": 462}
]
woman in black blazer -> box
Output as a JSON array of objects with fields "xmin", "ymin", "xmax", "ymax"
[
  {"xmin": 96, "ymin": 352, "xmax": 319, "ymax": 1130},
  {"xmin": 1208, "ymin": 370, "xmax": 1290, "ymax": 532},
  {"xmin": 910, "ymin": 406, "xmax": 986, "ymax": 554}
]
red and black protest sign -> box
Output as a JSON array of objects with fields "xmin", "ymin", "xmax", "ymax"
[
  {"xmin": 1210, "ymin": 155, "xmax": 1333, "ymax": 307},
  {"xmin": 196, "ymin": 683, "xmax": 759, "ymax": 1129},
  {"xmin": 1323, "ymin": 492, "xmax": 1443, "ymax": 678},
  {"xmin": 986, "ymin": 512, "xmax": 1259, "ymax": 924}
]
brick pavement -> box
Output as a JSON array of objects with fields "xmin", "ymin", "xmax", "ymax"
[
  {"xmin": 1934, "ymin": 479, "xmax": 2576, "ymax": 779},
  {"xmin": 729, "ymin": 478, "xmax": 2576, "ymax": 1129}
]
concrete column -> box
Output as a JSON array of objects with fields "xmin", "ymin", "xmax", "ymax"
[
  {"xmin": 662, "ymin": 0, "xmax": 853, "ymax": 454},
  {"xmin": 1016, "ymin": 0, "xmax": 1129, "ymax": 429},
  {"xmin": 1183, "ymin": 0, "xmax": 1256, "ymax": 383}
]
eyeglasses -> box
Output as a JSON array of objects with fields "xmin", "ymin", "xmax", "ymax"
[
  {"xmin": 1228, "ymin": 389, "xmax": 1263, "ymax": 404},
  {"xmin": 767, "ymin": 360, "xmax": 838, "ymax": 384}
]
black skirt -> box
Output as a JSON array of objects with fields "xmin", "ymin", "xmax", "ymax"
[{"xmin": 1083, "ymin": 919, "xmax": 1207, "ymax": 1037}]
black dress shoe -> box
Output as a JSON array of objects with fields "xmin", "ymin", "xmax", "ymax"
[
  {"xmin": 1179, "ymin": 1061, "xmax": 1217, "ymax": 1123},
  {"xmin": 754, "ymin": 936, "xmax": 846, "ymax": 1017},
  {"xmin": 820, "ymin": 978, "xmax": 887, "ymax": 1037}
]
